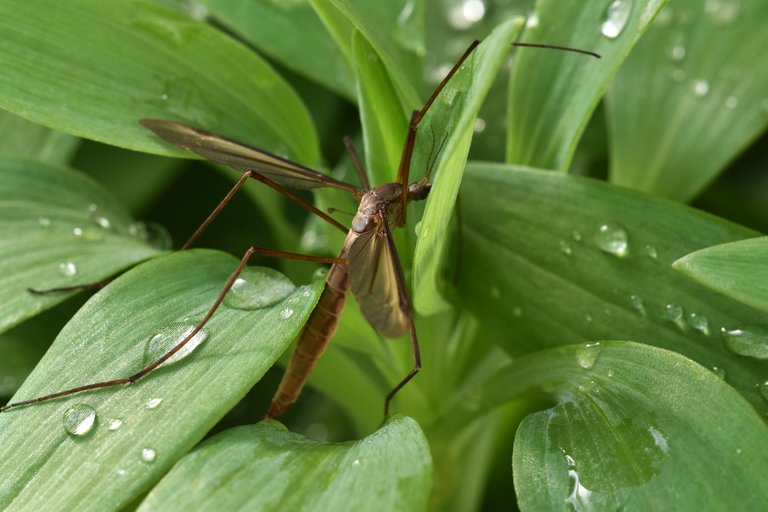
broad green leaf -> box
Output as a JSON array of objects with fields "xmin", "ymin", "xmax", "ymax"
[
  {"xmin": 0, "ymin": 111, "xmax": 79, "ymax": 164},
  {"xmin": 197, "ymin": 0, "xmax": 355, "ymax": 100},
  {"xmin": 352, "ymin": 31, "xmax": 409, "ymax": 187},
  {"xmin": 413, "ymin": 19, "xmax": 524, "ymax": 315},
  {"xmin": 0, "ymin": 250, "xmax": 322, "ymax": 512},
  {"xmin": 138, "ymin": 415, "xmax": 431, "ymax": 511},
  {"xmin": 310, "ymin": 0, "xmax": 423, "ymax": 109},
  {"xmin": 507, "ymin": 0, "xmax": 667, "ymax": 170},
  {"xmin": 458, "ymin": 164, "xmax": 768, "ymax": 414},
  {"xmin": 0, "ymin": 157, "xmax": 161, "ymax": 334},
  {"xmin": 607, "ymin": 0, "xmax": 768, "ymax": 201},
  {"xmin": 673, "ymin": 237, "xmax": 768, "ymax": 313},
  {"xmin": 442, "ymin": 342, "xmax": 768, "ymax": 509},
  {"xmin": 0, "ymin": 0, "xmax": 318, "ymax": 164}
]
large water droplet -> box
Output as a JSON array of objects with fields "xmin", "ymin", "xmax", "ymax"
[
  {"xmin": 704, "ymin": 0, "xmax": 740, "ymax": 24},
  {"xmin": 711, "ymin": 366, "xmax": 727, "ymax": 379},
  {"xmin": 141, "ymin": 447, "xmax": 156, "ymax": 463},
  {"xmin": 63, "ymin": 404, "xmax": 97, "ymax": 436},
  {"xmin": 662, "ymin": 303, "xmax": 686, "ymax": 329},
  {"xmin": 601, "ymin": 0, "xmax": 632, "ymax": 39},
  {"xmin": 722, "ymin": 325, "xmax": 768, "ymax": 359},
  {"xmin": 223, "ymin": 267, "xmax": 296, "ymax": 310},
  {"xmin": 687, "ymin": 312, "xmax": 710, "ymax": 335},
  {"xmin": 58, "ymin": 261, "xmax": 78, "ymax": 277},
  {"xmin": 595, "ymin": 223, "xmax": 629, "ymax": 257},
  {"xmin": 143, "ymin": 322, "xmax": 208, "ymax": 368},
  {"xmin": 576, "ymin": 342, "xmax": 602, "ymax": 369}
]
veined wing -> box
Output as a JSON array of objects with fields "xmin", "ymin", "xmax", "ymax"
[
  {"xmin": 140, "ymin": 119, "xmax": 359, "ymax": 193},
  {"xmin": 346, "ymin": 219, "xmax": 407, "ymax": 338}
]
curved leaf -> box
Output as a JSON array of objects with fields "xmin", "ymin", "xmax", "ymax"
[
  {"xmin": 506, "ymin": 0, "xmax": 667, "ymax": 170},
  {"xmin": 0, "ymin": 250, "xmax": 323, "ymax": 512},
  {"xmin": 0, "ymin": 111, "xmax": 79, "ymax": 164},
  {"xmin": 458, "ymin": 163, "xmax": 768, "ymax": 414},
  {"xmin": 444, "ymin": 342, "xmax": 768, "ymax": 509},
  {"xmin": 0, "ymin": 0, "xmax": 318, "ymax": 164},
  {"xmin": 138, "ymin": 415, "xmax": 431, "ymax": 511},
  {"xmin": 310, "ymin": 0, "xmax": 423, "ymax": 109},
  {"xmin": 673, "ymin": 237, "xmax": 768, "ymax": 313},
  {"xmin": 413, "ymin": 19, "xmax": 524, "ymax": 314},
  {"xmin": 607, "ymin": 0, "xmax": 768, "ymax": 200},
  {"xmin": 0, "ymin": 157, "xmax": 161, "ymax": 334},
  {"xmin": 197, "ymin": 0, "xmax": 355, "ymax": 100}
]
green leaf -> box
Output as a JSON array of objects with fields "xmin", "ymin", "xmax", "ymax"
[
  {"xmin": 507, "ymin": 0, "xmax": 667, "ymax": 170},
  {"xmin": 413, "ymin": 18, "xmax": 524, "ymax": 315},
  {"xmin": 458, "ymin": 164, "xmax": 768, "ymax": 414},
  {"xmin": 607, "ymin": 0, "xmax": 768, "ymax": 201},
  {"xmin": 673, "ymin": 237, "xmax": 768, "ymax": 313},
  {"xmin": 197, "ymin": 0, "xmax": 355, "ymax": 100},
  {"xmin": 0, "ymin": 157, "xmax": 161, "ymax": 334},
  {"xmin": 138, "ymin": 415, "xmax": 431, "ymax": 511},
  {"xmin": 0, "ymin": 111, "xmax": 79, "ymax": 164},
  {"xmin": 0, "ymin": 250, "xmax": 323, "ymax": 511},
  {"xmin": 310, "ymin": 0, "xmax": 423, "ymax": 109},
  {"xmin": 0, "ymin": 0, "xmax": 318, "ymax": 164},
  {"xmin": 352, "ymin": 31, "xmax": 409, "ymax": 186},
  {"xmin": 444, "ymin": 342, "xmax": 768, "ymax": 509}
]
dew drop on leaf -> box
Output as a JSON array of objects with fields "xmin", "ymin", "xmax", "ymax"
[
  {"xmin": 722, "ymin": 325, "xmax": 768, "ymax": 359},
  {"xmin": 594, "ymin": 222, "xmax": 629, "ymax": 257},
  {"xmin": 58, "ymin": 261, "xmax": 77, "ymax": 277},
  {"xmin": 141, "ymin": 447, "xmax": 156, "ymax": 463},
  {"xmin": 223, "ymin": 267, "xmax": 296, "ymax": 310},
  {"xmin": 146, "ymin": 398, "xmax": 163, "ymax": 409},
  {"xmin": 278, "ymin": 308, "xmax": 295, "ymax": 320},
  {"xmin": 143, "ymin": 322, "xmax": 208, "ymax": 368},
  {"xmin": 601, "ymin": 0, "xmax": 632, "ymax": 39},
  {"xmin": 63, "ymin": 404, "xmax": 97, "ymax": 437}
]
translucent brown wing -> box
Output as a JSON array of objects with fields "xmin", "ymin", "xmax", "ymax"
[
  {"xmin": 140, "ymin": 119, "xmax": 359, "ymax": 193},
  {"xmin": 346, "ymin": 219, "xmax": 408, "ymax": 338}
]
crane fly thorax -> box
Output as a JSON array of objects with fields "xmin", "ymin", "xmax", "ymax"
[{"xmin": 351, "ymin": 183, "xmax": 402, "ymax": 233}]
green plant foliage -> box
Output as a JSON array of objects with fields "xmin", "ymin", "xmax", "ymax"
[
  {"xmin": 0, "ymin": 158, "xmax": 161, "ymax": 334},
  {"xmin": 1, "ymin": 0, "xmax": 767, "ymax": 510},
  {"xmin": 138, "ymin": 416, "xmax": 431, "ymax": 511},
  {"xmin": 606, "ymin": 0, "xmax": 768, "ymax": 201},
  {"xmin": 674, "ymin": 237, "xmax": 768, "ymax": 313},
  {"xmin": 0, "ymin": 250, "xmax": 323, "ymax": 511}
]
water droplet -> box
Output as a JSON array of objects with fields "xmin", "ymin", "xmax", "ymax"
[
  {"xmin": 88, "ymin": 205, "xmax": 112, "ymax": 229},
  {"xmin": 669, "ymin": 45, "xmax": 686, "ymax": 61},
  {"xmin": 473, "ymin": 118, "xmax": 486, "ymax": 133},
  {"xmin": 722, "ymin": 325, "xmax": 768, "ymax": 359},
  {"xmin": 571, "ymin": 230, "xmax": 582, "ymax": 242},
  {"xmin": 448, "ymin": 0, "xmax": 486, "ymax": 29},
  {"xmin": 601, "ymin": 0, "xmax": 632, "ymax": 39},
  {"xmin": 693, "ymin": 80, "xmax": 710, "ymax": 97},
  {"xmin": 662, "ymin": 303, "xmax": 685, "ymax": 328},
  {"xmin": 160, "ymin": 93, "xmax": 168, "ymax": 101},
  {"xmin": 116, "ymin": 468, "xmax": 127, "ymax": 477},
  {"xmin": 38, "ymin": 217, "xmax": 51, "ymax": 227},
  {"xmin": 629, "ymin": 294, "xmax": 646, "ymax": 315},
  {"xmin": 576, "ymin": 342, "xmax": 602, "ymax": 369},
  {"xmin": 143, "ymin": 322, "xmax": 208, "ymax": 368},
  {"xmin": 63, "ymin": 404, "xmax": 97, "ymax": 436},
  {"xmin": 146, "ymin": 398, "xmax": 163, "ymax": 409},
  {"xmin": 278, "ymin": 308, "xmax": 295, "ymax": 320},
  {"xmin": 141, "ymin": 447, "xmax": 156, "ymax": 463},
  {"xmin": 757, "ymin": 381, "xmax": 768, "ymax": 401},
  {"xmin": 525, "ymin": 11, "xmax": 539, "ymax": 28},
  {"xmin": 72, "ymin": 227, "xmax": 84, "ymax": 237},
  {"xmin": 559, "ymin": 240, "xmax": 573, "ymax": 255},
  {"xmin": 352, "ymin": 458, "xmax": 363, "ymax": 467},
  {"xmin": 223, "ymin": 267, "xmax": 296, "ymax": 310},
  {"xmin": 687, "ymin": 312, "xmax": 710, "ymax": 335},
  {"xmin": 711, "ymin": 366, "xmax": 727, "ymax": 379},
  {"xmin": 724, "ymin": 96, "xmax": 738, "ymax": 109},
  {"xmin": 645, "ymin": 244, "xmax": 658, "ymax": 259},
  {"xmin": 671, "ymin": 68, "xmax": 687, "ymax": 82},
  {"xmin": 313, "ymin": 267, "xmax": 329, "ymax": 280},
  {"xmin": 648, "ymin": 426, "xmax": 670, "ymax": 454},
  {"xmin": 108, "ymin": 418, "xmax": 124, "ymax": 431},
  {"xmin": 127, "ymin": 221, "xmax": 146, "ymax": 238},
  {"xmin": 655, "ymin": 6, "xmax": 673, "ymax": 26},
  {"xmin": 705, "ymin": 0, "xmax": 740, "ymax": 24},
  {"xmin": 143, "ymin": 222, "xmax": 172, "ymax": 250},
  {"xmin": 58, "ymin": 261, "xmax": 77, "ymax": 277},
  {"xmin": 565, "ymin": 467, "xmax": 593, "ymax": 508},
  {"xmin": 594, "ymin": 222, "xmax": 629, "ymax": 257}
]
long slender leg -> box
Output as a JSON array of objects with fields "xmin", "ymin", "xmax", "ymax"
[
  {"xmin": 379, "ymin": 216, "xmax": 421, "ymax": 417},
  {"xmin": 343, "ymin": 137, "xmax": 371, "ymax": 191},
  {"xmin": 2, "ymin": 246, "xmax": 344, "ymax": 412},
  {"xmin": 395, "ymin": 40, "xmax": 480, "ymax": 225}
]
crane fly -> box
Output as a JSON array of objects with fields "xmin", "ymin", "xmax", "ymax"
[{"xmin": 1, "ymin": 40, "xmax": 599, "ymax": 417}]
